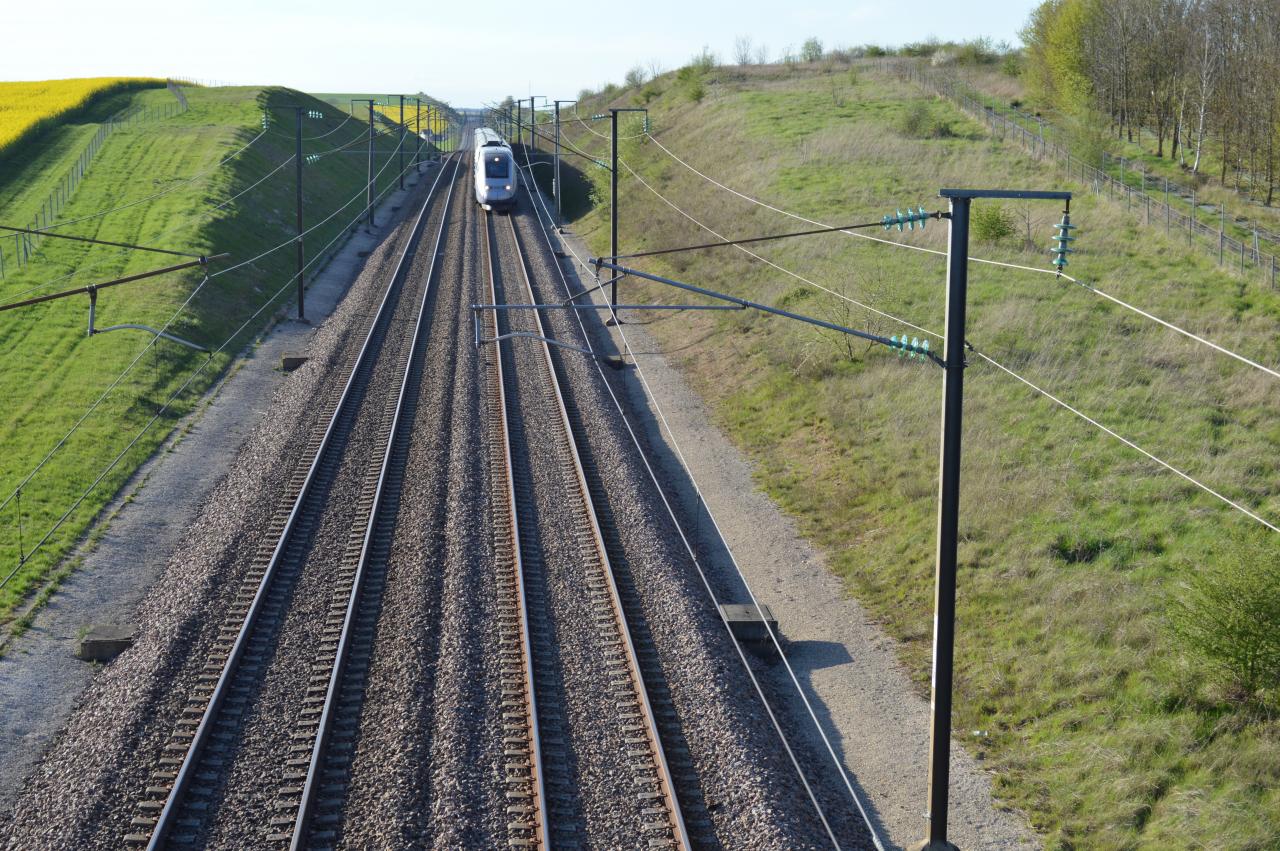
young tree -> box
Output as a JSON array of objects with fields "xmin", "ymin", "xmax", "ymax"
[
  {"xmin": 624, "ymin": 66, "xmax": 647, "ymax": 88},
  {"xmin": 733, "ymin": 35, "xmax": 754, "ymax": 66},
  {"xmin": 801, "ymin": 37, "xmax": 824, "ymax": 62}
]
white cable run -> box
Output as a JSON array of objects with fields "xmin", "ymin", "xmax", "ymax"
[
  {"xmin": 519, "ymin": 155, "xmax": 887, "ymax": 850},
  {"xmin": 644, "ymin": 132, "xmax": 1280, "ymax": 382},
  {"xmin": 609, "ymin": 147, "xmax": 1279, "ymax": 537}
]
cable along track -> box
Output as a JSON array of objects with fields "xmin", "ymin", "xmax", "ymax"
[
  {"xmin": 483, "ymin": 208, "xmax": 691, "ymax": 850},
  {"xmin": 124, "ymin": 152, "xmax": 464, "ymax": 850}
]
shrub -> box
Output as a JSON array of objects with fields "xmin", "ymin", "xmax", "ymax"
[
  {"xmin": 864, "ymin": 44, "xmax": 888, "ymax": 58},
  {"xmin": 1167, "ymin": 531, "xmax": 1280, "ymax": 701},
  {"xmin": 972, "ymin": 203, "xmax": 1016, "ymax": 242},
  {"xmin": 900, "ymin": 38, "xmax": 942, "ymax": 58},
  {"xmin": 954, "ymin": 37, "xmax": 998, "ymax": 66},
  {"xmin": 689, "ymin": 45, "xmax": 718, "ymax": 73},
  {"xmin": 897, "ymin": 101, "xmax": 954, "ymax": 139},
  {"xmin": 686, "ymin": 79, "xmax": 706, "ymax": 103}
]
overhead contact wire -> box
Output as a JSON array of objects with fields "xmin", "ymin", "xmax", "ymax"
[{"xmin": 625, "ymin": 138, "xmax": 1278, "ymax": 535}]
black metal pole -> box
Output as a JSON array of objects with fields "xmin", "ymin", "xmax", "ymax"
[
  {"xmin": 414, "ymin": 97, "xmax": 421, "ymax": 173},
  {"xmin": 610, "ymin": 108, "xmax": 619, "ymax": 314},
  {"xmin": 554, "ymin": 101, "xmax": 562, "ymax": 226},
  {"xmin": 916, "ymin": 195, "xmax": 969, "ymax": 851},
  {"xmin": 398, "ymin": 94, "xmax": 405, "ymax": 190},
  {"xmin": 295, "ymin": 107, "xmax": 305, "ymax": 320},
  {"xmin": 366, "ymin": 102, "xmax": 375, "ymax": 231}
]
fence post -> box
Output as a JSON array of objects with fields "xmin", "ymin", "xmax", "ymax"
[
  {"xmin": 1189, "ymin": 191, "xmax": 1195, "ymax": 246},
  {"xmin": 1271, "ymin": 254, "xmax": 1276, "ymax": 289},
  {"xmin": 1145, "ymin": 195, "xmax": 1150, "ymax": 226},
  {"xmin": 1219, "ymin": 209, "xmax": 1225, "ymax": 264}
]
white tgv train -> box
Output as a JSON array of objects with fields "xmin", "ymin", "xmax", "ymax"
[{"xmin": 472, "ymin": 127, "xmax": 517, "ymax": 211}]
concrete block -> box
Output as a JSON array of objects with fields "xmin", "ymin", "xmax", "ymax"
[
  {"xmin": 719, "ymin": 603, "xmax": 779, "ymax": 645},
  {"xmin": 281, "ymin": 351, "xmax": 309, "ymax": 372},
  {"xmin": 78, "ymin": 623, "xmax": 137, "ymax": 663}
]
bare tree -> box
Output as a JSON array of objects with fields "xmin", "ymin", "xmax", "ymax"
[
  {"xmin": 647, "ymin": 58, "xmax": 666, "ymax": 80},
  {"xmin": 734, "ymin": 35, "xmax": 754, "ymax": 66},
  {"xmin": 755, "ymin": 43, "xmax": 769, "ymax": 65}
]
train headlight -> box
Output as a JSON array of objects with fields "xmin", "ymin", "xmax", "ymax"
[{"xmin": 504, "ymin": 184, "xmax": 512, "ymax": 191}]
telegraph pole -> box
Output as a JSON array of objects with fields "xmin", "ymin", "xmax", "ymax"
[
  {"xmin": 554, "ymin": 99, "xmax": 576, "ymax": 229},
  {"xmin": 351, "ymin": 99, "xmax": 377, "ymax": 232},
  {"xmin": 294, "ymin": 107, "xmax": 305, "ymax": 320},
  {"xmin": 606, "ymin": 107, "xmax": 647, "ymax": 322},
  {"xmin": 913, "ymin": 187, "xmax": 1072, "ymax": 851},
  {"xmin": 414, "ymin": 97, "xmax": 422, "ymax": 173},
  {"xmin": 367, "ymin": 102, "xmax": 375, "ymax": 230}
]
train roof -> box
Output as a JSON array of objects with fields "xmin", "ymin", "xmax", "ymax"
[{"xmin": 474, "ymin": 127, "xmax": 509, "ymax": 149}]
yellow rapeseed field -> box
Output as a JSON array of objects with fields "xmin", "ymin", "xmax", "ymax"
[
  {"xmin": 373, "ymin": 102, "xmax": 448, "ymax": 135},
  {"xmin": 0, "ymin": 77, "xmax": 161, "ymax": 154}
]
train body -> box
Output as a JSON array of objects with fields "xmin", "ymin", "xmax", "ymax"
[{"xmin": 472, "ymin": 127, "xmax": 517, "ymax": 211}]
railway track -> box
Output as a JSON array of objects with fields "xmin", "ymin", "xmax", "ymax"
[
  {"xmin": 123, "ymin": 151, "xmax": 464, "ymax": 850},
  {"xmin": 482, "ymin": 208, "xmax": 693, "ymax": 850}
]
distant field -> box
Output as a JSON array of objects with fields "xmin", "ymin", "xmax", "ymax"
[
  {"xmin": 0, "ymin": 77, "xmax": 163, "ymax": 156},
  {"xmin": 373, "ymin": 102, "xmax": 448, "ymax": 136},
  {"xmin": 313, "ymin": 93, "xmax": 459, "ymax": 150}
]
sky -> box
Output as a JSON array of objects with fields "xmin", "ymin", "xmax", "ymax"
[{"xmin": 1, "ymin": 0, "xmax": 1036, "ymax": 107}]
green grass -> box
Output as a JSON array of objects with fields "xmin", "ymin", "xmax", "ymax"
[
  {"xmin": 0, "ymin": 82, "xmax": 432, "ymax": 632},
  {"xmin": 563, "ymin": 63, "xmax": 1280, "ymax": 848}
]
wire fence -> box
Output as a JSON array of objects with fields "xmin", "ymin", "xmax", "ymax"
[
  {"xmin": 0, "ymin": 84, "xmax": 191, "ymax": 280},
  {"xmin": 894, "ymin": 63, "xmax": 1279, "ymax": 289}
]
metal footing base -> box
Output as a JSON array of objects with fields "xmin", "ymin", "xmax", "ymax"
[{"xmin": 909, "ymin": 840, "xmax": 961, "ymax": 851}]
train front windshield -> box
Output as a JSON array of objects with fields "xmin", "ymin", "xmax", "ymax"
[{"xmin": 485, "ymin": 155, "xmax": 510, "ymax": 179}]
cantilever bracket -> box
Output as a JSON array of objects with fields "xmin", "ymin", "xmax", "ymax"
[{"xmin": 87, "ymin": 286, "xmax": 210, "ymax": 353}]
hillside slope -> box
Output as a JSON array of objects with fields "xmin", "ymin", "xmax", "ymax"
[
  {"xmin": 0, "ymin": 82, "xmax": 443, "ymax": 630},
  {"xmin": 554, "ymin": 61, "xmax": 1280, "ymax": 849}
]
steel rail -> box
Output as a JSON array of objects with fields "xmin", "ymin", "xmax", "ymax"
[
  {"xmin": 132, "ymin": 151, "xmax": 462, "ymax": 850},
  {"xmin": 499, "ymin": 211, "xmax": 691, "ymax": 850},
  {"xmin": 284, "ymin": 151, "xmax": 466, "ymax": 850},
  {"xmin": 481, "ymin": 209, "xmax": 550, "ymax": 851}
]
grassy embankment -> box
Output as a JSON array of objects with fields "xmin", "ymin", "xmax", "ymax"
[
  {"xmin": 0, "ymin": 82, "xmax": 437, "ymax": 637},
  {"xmin": 558, "ymin": 62, "xmax": 1280, "ymax": 849}
]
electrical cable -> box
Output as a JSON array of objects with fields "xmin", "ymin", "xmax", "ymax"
[
  {"xmin": 22, "ymin": 128, "xmax": 270, "ymax": 235},
  {"xmin": 614, "ymin": 216, "xmax": 937, "ymax": 260},
  {"xmin": 0, "ymin": 148, "xmax": 457, "ymax": 590},
  {"xmin": 612, "ymin": 143, "xmax": 1280, "ymax": 536},
  {"xmin": 0, "ymin": 224, "xmax": 206, "ymax": 258},
  {"xmin": 644, "ymin": 132, "xmax": 1280, "ymax": 383},
  {"xmin": 0, "ymin": 134, "xmax": 425, "ymax": 520}
]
